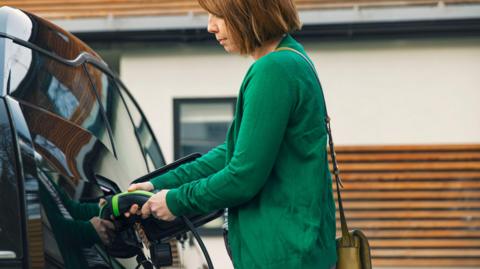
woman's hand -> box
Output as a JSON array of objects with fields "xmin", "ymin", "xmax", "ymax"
[
  {"xmin": 90, "ymin": 217, "xmax": 115, "ymax": 245},
  {"xmin": 124, "ymin": 182, "xmax": 155, "ymax": 217},
  {"xmin": 99, "ymin": 198, "xmax": 107, "ymax": 208},
  {"xmin": 128, "ymin": 182, "xmax": 154, "ymax": 192},
  {"xmin": 141, "ymin": 190, "xmax": 176, "ymax": 221}
]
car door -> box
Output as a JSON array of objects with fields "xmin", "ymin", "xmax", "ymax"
[
  {"xmin": 2, "ymin": 8, "xmax": 170, "ymax": 266},
  {"xmin": 7, "ymin": 42, "xmax": 151, "ymax": 268},
  {"xmin": 0, "ymin": 98, "xmax": 23, "ymax": 269},
  {"xmin": 83, "ymin": 62, "xmax": 153, "ymax": 189}
]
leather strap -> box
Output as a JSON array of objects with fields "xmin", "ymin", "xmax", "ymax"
[{"xmin": 276, "ymin": 47, "xmax": 353, "ymax": 245}]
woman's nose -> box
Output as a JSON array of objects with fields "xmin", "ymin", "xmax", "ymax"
[{"xmin": 207, "ymin": 14, "xmax": 218, "ymax": 34}]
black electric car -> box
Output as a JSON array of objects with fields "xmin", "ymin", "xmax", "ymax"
[{"xmin": 0, "ymin": 6, "xmax": 219, "ymax": 269}]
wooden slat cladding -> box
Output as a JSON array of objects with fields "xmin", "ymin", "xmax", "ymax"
[
  {"xmin": 331, "ymin": 144, "xmax": 480, "ymax": 267},
  {"xmin": 3, "ymin": 0, "xmax": 480, "ymax": 19},
  {"xmin": 27, "ymin": 219, "xmax": 45, "ymax": 269}
]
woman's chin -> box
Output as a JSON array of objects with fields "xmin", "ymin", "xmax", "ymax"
[{"xmin": 223, "ymin": 45, "xmax": 238, "ymax": 54}]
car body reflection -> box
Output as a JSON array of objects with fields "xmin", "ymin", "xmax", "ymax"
[{"xmin": 0, "ymin": 5, "xmax": 167, "ymax": 269}]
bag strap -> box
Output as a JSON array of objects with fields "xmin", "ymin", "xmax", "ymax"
[{"xmin": 275, "ymin": 47, "xmax": 353, "ymax": 245}]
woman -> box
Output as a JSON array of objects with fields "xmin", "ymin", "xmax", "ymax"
[{"xmin": 128, "ymin": 0, "xmax": 337, "ymax": 268}]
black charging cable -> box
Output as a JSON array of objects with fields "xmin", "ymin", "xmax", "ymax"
[{"xmin": 181, "ymin": 216, "xmax": 214, "ymax": 269}]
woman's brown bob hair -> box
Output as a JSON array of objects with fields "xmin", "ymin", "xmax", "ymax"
[{"xmin": 198, "ymin": 0, "xmax": 302, "ymax": 55}]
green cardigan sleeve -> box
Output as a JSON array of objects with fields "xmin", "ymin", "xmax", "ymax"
[
  {"xmin": 166, "ymin": 58, "xmax": 295, "ymax": 215},
  {"xmin": 56, "ymin": 184, "xmax": 99, "ymax": 221},
  {"xmin": 150, "ymin": 142, "xmax": 227, "ymax": 190},
  {"xmin": 39, "ymin": 182, "xmax": 102, "ymax": 247}
]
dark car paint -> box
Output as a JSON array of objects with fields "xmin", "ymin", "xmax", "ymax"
[
  {"xmin": 4, "ymin": 96, "xmax": 42, "ymax": 269},
  {"xmin": 0, "ymin": 6, "xmax": 167, "ymax": 269},
  {"xmin": 0, "ymin": 97, "xmax": 24, "ymax": 269}
]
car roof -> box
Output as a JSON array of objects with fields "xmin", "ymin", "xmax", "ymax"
[
  {"xmin": 0, "ymin": 6, "xmax": 108, "ymax": 97},
  {"xmin": 0, "ymin": 6, "xmax": 102, "ymax": 61}
]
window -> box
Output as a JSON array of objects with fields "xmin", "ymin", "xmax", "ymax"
[
  {"xmin": 173, "ymin": 98, "xmax": 236, "ymax": 234},
  {"xmin": 9, "ymin": 49, "xmax": 114, "ymax": 154},
  {"xmin": 118, "ymin": 85, "xmax": 165, "ymax": 171},
  {"xmin": 174, "ymin": 98, "xmax": 236, "ymax": 159},
  {"xmin": 85, "ymin": 63, "xmax": 149, "ymax": 184}
]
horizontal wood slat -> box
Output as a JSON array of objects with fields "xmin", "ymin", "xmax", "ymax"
[
  {"xmin": 374, "ymin": 259, "xmax": 480, "ymax": 267},
  {"xmin": 338, "ymin": 200, "xmax": 480, "ymax": 209},
  {"xmin": 334, "ymin": 144, "xmax": 480, "ymax": 152},
  {"xmin": 331, "ymin": 144, "xmax": 480, "ymax": 267},
  {"xmin": 335, "ymin": 152, "xmax": 480, "ymax": 162},
  {"xmin": 337, "ymin": 190, "xmax": 480, "ymax": 200},
  {"xmin": 340, "ymin": 171, "xmax": 480, "ymax": 180},
  {"xmin": 336, "ymin": 220, "xmax": 480, "ymax": 229},
  {"xmin": 335, "ymin": 181, "xmax": 480, "ymax": 190},
  {"xmin": 371, "ymin": 239, "xmax": 480, "ymax": 247},
  {"xmin": 3, "ymin": 0, "xmax": 480, "ymax": 19},
  {"xmin": 332, "ymin": 161, "xmax": 480, "ymax": 171},
  {"xmin": 340, "ymin": 210, "xmax": 480, "ymax": 219},
  {"xmin": 27, "ymin": 219, "xmax": 44, "ymax": 269},
  {"xmin": 374, "ymin": 249, "xmax": 480, "ymax": 257},
  {"xmin": 359, "ymin": 229, "xmax": 480, "ymax": 238}
]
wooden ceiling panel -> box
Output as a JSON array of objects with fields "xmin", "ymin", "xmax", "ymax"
[{"xmin": 2, "ymin": 0, "xmax": 479, "ymax": 19}]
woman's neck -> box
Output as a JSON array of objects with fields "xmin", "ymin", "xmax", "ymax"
[{"xmin": 251, "ymin": 36, "xmax": 284, "ymax": 60}]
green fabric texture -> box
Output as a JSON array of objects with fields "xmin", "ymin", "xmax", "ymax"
[
  {"xmin": 39, "ymin": 180, "xmax": 101, "ymax": 269},
  {"xmin": 151, "ymin": 35, "xmax": 337, "ymax": 269}
]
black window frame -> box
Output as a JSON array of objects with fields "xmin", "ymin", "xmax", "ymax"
[{"xmin": 173, "ymin": 97, "xmax": 237, "ymax": 160}]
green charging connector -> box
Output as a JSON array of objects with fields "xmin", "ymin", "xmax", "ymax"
[{"xmin": 99, "ymin": 190, "xmax": 154, "ymax": 219}]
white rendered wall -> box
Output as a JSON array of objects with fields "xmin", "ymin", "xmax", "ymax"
[
  {"xmin": 121, "ymin": 45, "xmax": 252, "ymax": 164},
  {"xmin": 307, "ymin": 38, "xmax": 480, "ymax": 147},
  {"xmin": 120, "ymin": 37, "xmax": 480, "ymax": 268},
  {"xmin": 121, "ymin": 37, "xmax": 480, "ymax": 164}
]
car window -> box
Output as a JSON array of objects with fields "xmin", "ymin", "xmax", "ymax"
[
  {"xmin": 9, "ymin": 48, "xmax": 114, "ymax": 154},
  {"xmin": 0, "ymin": 100, "xmax": 23, "ymax": 259},
  {"xmin": 85, "ymin": 63, "xmax": 148, "ymax": 184},
  {"xmin": 117, "ymin": 85, "xmax": 165, "ymax": 170}
]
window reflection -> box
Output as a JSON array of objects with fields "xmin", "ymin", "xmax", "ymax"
[
  {"xmin": 25, "ymin": 12, "xmax": 101, "ymax": 62},
  {"xmin": 10, "ymin": 50, "xmax": 114, "ymax": 154},
  {"xmin": 0, "ymin": 105, "xmax": 23, "ymax": 258},
  {"xmin": 118, "ymin": 85, "xmax": 165, "ymax": 170},
  {"xmin": 2, "ymin": 38, "xmax": 32, "ymax": 94},
  {"xmin": 85, "ymin": 64, "xmax": 148, "ymax": 185},
  {"xmin": 46, "ymin": 77, "xmax": 80, "ymax": 119},
  {"xmin": 36, "ymin": 154, "xmax": 112, "ymax": 269},
  {"xmin": 20, "ymin": 101, "xmax": 131, "ymax": 268}
]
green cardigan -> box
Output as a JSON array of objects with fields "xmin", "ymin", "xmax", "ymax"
[
  {"xmin": 39, "ymin": 181, "xmax": 102, "ymax": 269},
  {"xmin": 152, "ymin": 34, "xmax": 337, "ymax": 269}
]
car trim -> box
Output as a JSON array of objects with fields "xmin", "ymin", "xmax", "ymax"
[
  {"xmin": 0, "ymin": 251, "xmax": 16, "ymax": 259},
  {"xmin": 0, "ymin": 31, "xmax": 113, "ymax": 78},
  {"xmin": 0, "ymin": 31, "xmax": 120, "ymax": 158},
  {"xmin": 82, "ymin": 64, "xmax": 118, "ymax": 158},
  {"xmin": 3, "ymin": 96, "xmax": 31, "ymax": 268}
]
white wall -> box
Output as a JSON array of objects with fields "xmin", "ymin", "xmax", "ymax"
[
  {"xmin": 120, "ymin": 37, "xmax": 480, "ymax": 268},
  {"xmin": 306, "ymin": 38, "xmax": 480, "ymax": 146},
  {"xmin": 120, "ymin": 45, "xmax": 252, "ymax": 163},
  {"xmin": 121, "ymin": 37, "xmax": 480, "ymax": 163}
]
